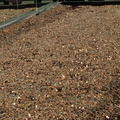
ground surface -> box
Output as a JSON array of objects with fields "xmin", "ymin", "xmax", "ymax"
[{"xmin": 0, "ymin": 4, "xmax": 120, "ymax": 120}]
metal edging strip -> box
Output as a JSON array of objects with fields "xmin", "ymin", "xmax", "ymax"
[{"xmin": 0, "ymin": 2, "xmax": 61, "ymax": 29}]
